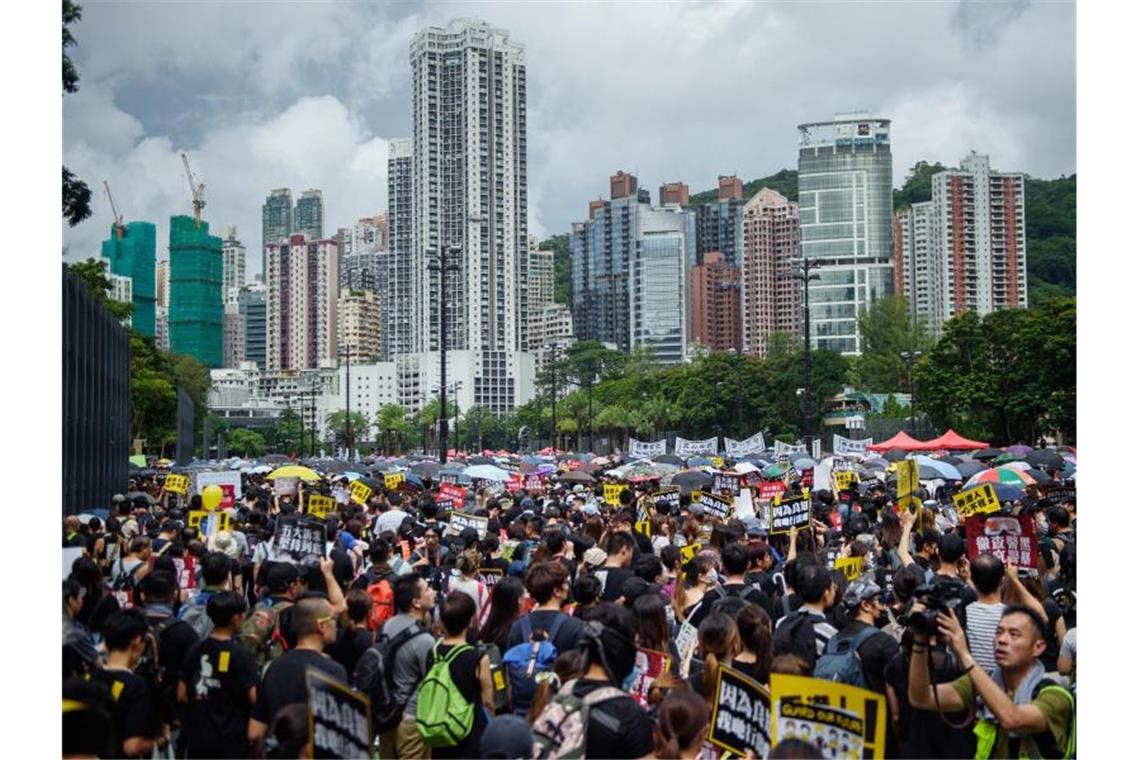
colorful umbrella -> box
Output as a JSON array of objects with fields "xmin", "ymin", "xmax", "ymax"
[
  {"xmin": 266, "ymin": 465, "xmax": 321, "ymax": 481},
  {"xmin": 964, "ymin": 467, "xmax": 1035, "ymax": 489}
]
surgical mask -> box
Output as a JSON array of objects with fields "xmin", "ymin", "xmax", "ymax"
[{"xmin": 704, "ymin": 571, "xmax": 718, "ymax": 585}]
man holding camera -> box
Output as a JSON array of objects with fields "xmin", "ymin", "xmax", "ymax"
[{"xmin": 907, "ymin": 602, "xmax": 1074, "ymax": 759}]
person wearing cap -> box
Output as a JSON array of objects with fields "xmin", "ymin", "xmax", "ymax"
[
  {"xmin": 481, "ymin": 714, "xmax": 535, "ymax": 759},
  {"xmin": 833, "ymin": 578, "xmax": 899, "ymax": 694}
]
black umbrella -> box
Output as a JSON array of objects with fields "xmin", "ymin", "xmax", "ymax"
[
  {"xmin": 671, "ymin": 470, "xmax": 713, "ymax": 490},
  {"xmin": 883, "ymin": 449, "xmax": 908, "ymax": 462},
  {"xmin": 467, "ymin": 456, "xmax": 495, "ymax": 466},
  {"xmin": 653, "ymin": 454, "xmax": 685, "ymax": 466},
  {"xmin": 1025, "ymin": 450, "xmax": 1065, "ymax": 470},
  {"xmin": 357, "ymin": 476, "xmax": 384, "ymax": 492},
  {"xmin": 956, "ymin": 461, "xmax": 988, "ymax": 478},
  {"xmin": 936, "ymin": 455, "xmax": 964, "ymax": 466},
  {"xmin": 262, "ymin": 454, "xmax": 292, "ymax": 464},
  {"xmin": 319, "ymin": 461, "xmax": 353, "ymax": 474},
  {"xmin": 972, "ymin": 448, "xmax": 1004, "ymax": 461},
  {"xmin": 557, "ymin": 470, "xmax": 596, "ymax": 484},
  {"xmin": 411, "ymin": 461, "xmax": 442, "ymax": 479},
  {"xmin": 1023, "ymin": 468, "xmax": 1052, "ymax": 485}
]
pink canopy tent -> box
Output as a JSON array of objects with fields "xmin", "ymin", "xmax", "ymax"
[
  {"xmin": 867, "ymin": 431, "xmax": 934, "ymax": 452},
  {"xmin": 922, "ymin": 429, "xmax": 989, "ymax": 451}
]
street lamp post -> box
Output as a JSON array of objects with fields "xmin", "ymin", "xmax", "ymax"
[
  {"xmin": 901, "ymin": 350, "xmax": 922, "ymax": 435},
  {"xmin": 548, "ymin": 344, "xmax": 558, "ymax": 450},
  {"xmin": 428, "ymin": 245, "xmax": 461, "ymax": 464},
  {"xmin": 336, "ymin": 349, "xmax": 353, "ymax": 458},
  {"xmin": 782, "ymin": 258, "xmax": 822, "ymax": 450}
]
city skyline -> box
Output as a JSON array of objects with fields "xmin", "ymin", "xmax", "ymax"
[{"xmin": 62, "ymin": 2, "xmax": 1075, "ymax": 278}]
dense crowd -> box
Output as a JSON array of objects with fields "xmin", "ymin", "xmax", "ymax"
[{"xmin": 62, "ymin": 454, "xmax": 1076, "ymax": 759}]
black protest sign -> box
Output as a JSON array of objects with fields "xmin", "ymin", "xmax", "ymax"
[
  {"xmin": 651, "ymin": 487, "xmax": 681, "ymax": 511},
  {"xmin": 305, "ymin": 668, "xmax": 371, "ymax": 759},
  {"xmin": 698, "ymin": 492, "xmax": 733, "ymax": 521},
  {"xmin": 769, "ymin": 490, "xmax": 811, "ymax": 535},
  {"xmin": 448, "ymin": 512, "xmax": 489, "ymax": 538},
  {"xmin": 714, "ymin": 473, "xmax": 742, "ymax": 496},
  {"xmin": 708, "ymin": 665, "xmax": 771, "ymax": 758},
  {"xmin": 272, "ymin": 520, "xmax": 327, "ymax": 564},
  {"xmin": 438, "ymin": 472, "xmax": 459, "ymax": 485}
]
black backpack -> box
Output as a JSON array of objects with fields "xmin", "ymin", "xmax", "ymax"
[
  {"xmin": 353, "ymin": 622, "xmax": 430, "ymax": 733},
  {"xmin": 709, "ymin": 585, "xmax": 755, "ymax": 620},
  {"xmin": 773, "ymin": 610, "xmax": 820, "ymax": 669}
]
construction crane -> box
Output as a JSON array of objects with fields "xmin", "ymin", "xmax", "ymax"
[
  {"xmin": 103, "ymin": 180, "xmax": 126, "ymax": 239},
  {"xmin": 181, "ymin": 152, "xmax": 206, "ymax": 227}
]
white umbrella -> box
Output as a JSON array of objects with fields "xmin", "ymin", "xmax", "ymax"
[
  {"xmin": 463, "ymin": 464, "xmax": 512, "ymax": 482},
  {"xmin": 733, "ymin": 461, "xmax": 761, "ymax": 475},
  {"xmin": 913, "ymin": 455, "xmax": 962, "ymax": 480}
]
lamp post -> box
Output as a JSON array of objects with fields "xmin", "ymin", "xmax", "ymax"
[
  {"xmin": 336, "ymin": 349, "xmax": 353, "ymax": 458},
  {"xmin": 548, "ymin": 344, "xmax": 558, "ymax": 450},
  {"xmin": 782, "ymin": 258, "xmax": 822, "ymax": 450},
  {"xmin": 900, "ymin": 350, "xmax": 922, "ymax": 435},
  {"xmin": 428, "ymin": 245, "xmax": 461, "ymax": 464}
]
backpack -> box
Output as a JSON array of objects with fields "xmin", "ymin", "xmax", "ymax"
[
  {"xmin": 415, "ymin": 642, "xmax": 475, "ymax": 747},
  {"xmin": 812, "ymin": 626, "xmax": 882, "ymax": 688},
  {"xmin": 479, "ymin": 642, "xmax": 510, "ymax": 712},
  {"xmin": 178, "ymin": 589, "xmax": 218, "ymax": 640},
  {"xmin": 1028, "ymin": 679, "xmax": 1076, "ymax": 760},
  {"xmin": 710, "ymin": 585, "xmax": 755, "ymax": 620},
  {"xmin": 111, "ymin": 559, "xmax": 144, "ymax": 593},
  {"xmin": 531, "ymin": 678, "xmax": 625, "ymax": 759},
  {"xmin": 773, "ymin": 610, "xmax": 821, "ymax": 670},
  {"xmin": 503, "ymin": 613, "xmax": 570, "ymax": 715},
  {"xmin": 352, "ymin": 621, "xmax": 430, "ymax": 733},
  {"xmin": 366, "ymin": 577, "xmax": 395, "ymax": 631},
  {"xmin": 238, "ymin": 599, "xmax": 292, "ymax": 669},
  {"xmin": 135, "ymin": 617, "xmax": 179, "ymax": 684}
]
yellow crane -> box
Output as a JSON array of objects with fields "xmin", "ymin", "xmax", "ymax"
[
  {"xmin": 103, "ymin": 180, "xmax": 126, "ymax": 239},
  {"xmin": 180, "ymin": 152, "xmax": 206, "ymax": 227}
]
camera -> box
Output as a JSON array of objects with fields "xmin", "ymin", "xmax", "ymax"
[{"xmin": 902, "ymin": 580, "xmax": 965, "ymax": 637}]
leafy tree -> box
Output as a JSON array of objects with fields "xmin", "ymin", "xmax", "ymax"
[
  {"xmin": 852, "ymin": 295, "xmax": 933, "ymax": 392},
  {"xmin": 893, "ymin": 161, "xmax": 948, "ymax": 210},
  {"xmin": 272, "ymin": 409, "xmax": 306, "ymax": 455},
  {"xmin": 227, "ymin": 428, "xmax": 267, "ymax": 457},
  {"xmin": 537, "ymin": 234, "xmax": 572, "ymax": 306},
  {"xmin": 67, "ymin": 258, "xmax": 133, "ymax": 322},
  {"xmin": 374, "ymin": 404, "xmax": 410, "ymax": 455},
  {"xmin": 687, "ymin": 169, "xmax": 799, "ymax": 206},
  {"xmin": 325, "ymin": 410, "xmax": 372, "ymax": 449},
  {"xmin": 62, "ymin": 1, "xmax": 91, "ymax": 227}
]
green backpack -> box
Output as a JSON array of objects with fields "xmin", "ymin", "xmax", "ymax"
[{"xmin": 415, "ymin": 641, "xmax": 475, "ymax": 747}]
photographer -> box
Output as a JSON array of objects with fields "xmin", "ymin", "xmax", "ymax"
[{"xmin": 907, "ymin": 603, "xmax": 1074, "ymax": 759}]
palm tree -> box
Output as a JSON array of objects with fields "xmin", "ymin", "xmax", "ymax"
[
  {"xmin": 641, "ymin": 394, "xmax": 681, "ymax": 439},
  {"xmin": 374, "ymin": 404, "xmax": 410, "ymax": 455}
]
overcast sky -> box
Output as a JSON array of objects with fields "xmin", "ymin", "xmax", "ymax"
[{"xmin": 62, "ymin": 0, "xmax": 1074, "ymax": 278}]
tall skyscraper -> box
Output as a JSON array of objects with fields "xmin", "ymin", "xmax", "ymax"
[
  {"xmin": 294, "ymin": 190, "xmax": 324, "ymax": 240},
  {"xmin": 222, "ymin": 291, "xmax": 245, "ymax": 368},
  {"xmin": 221, "ymin": 226, "xmax": 246, "ymax": 296},
  {"xmin": 168, "ymin": 215, "xmax": 223, "ymax": 367},
  {"xmin": 894, "ymin": 201, "xmax": 940, "ymax": 330},
  {"xmin": 741, "ymin": 188, "xmax": 801, "ymax": 357},
  {"xmin": 341, "ymin": 214, "xmax": 388, "ymax": 299},
  {"xmin": 155, "ymin": 305, "xmax": 169, "ymax": 350},
  {"xmin": 262, "ymin": 189, "xmax": 293, "ymax": 281},
  {"xmin": 101, "ymin": 221, "xmax": 156, "ymax": 337},
  {"xmin": 525, "ymin": 241, "xmax": 555, "ymax": 351},
  {"xmin": 410, "ymin": 18, "xmax": 532, "ymax": 413},
  {"xmin": 384, "ymin": 139, "xmax": 415, "ymax": 360},
  {"xmin": 797, "ymin": 113, "xmax": 894, "ymax": 355},
  {"xmin": 265, "ymin": 234, "xmax": 340, "ymax": 371},
  {"xmin": 929, "ymin": 151, "xmax": 1027, "ymax": 324},
  {"xmin": 337, "ymin": 289, "xmax": 382, "ymax": 364},
  {"xmin": 689, "ymin": 251, "xmax": 741, "ymax": 353},
  {"xmin": 155, "ymin": 259, "xmax": 169, "ymax": 309},
  {"xmin": 632, "ymin": 205, "xmax": 691, "ymax": 363},
  {"xmin": 692, "ymin": 175, "xmax": 746, "ymax": 268},
  {"xmin": 238, "ymin": 283, "xmax": 267, "ymax": 369}
]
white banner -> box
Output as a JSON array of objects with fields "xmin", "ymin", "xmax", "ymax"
[
  {"xmin": 674, "ymin": 437, "xmax": 718, "ymax": 457},
  {"xmin": 833, "ymin": 434, "xmax": 873, "ymax": 456},
  {"xmin": 773, "ymin": 440, "xmax": 808, "ymax": 457},
  {"xmin": 725, "ymin": 432, "xmax": 766, "ymax": 458},
  {"xmin": 194, "ymin": 471, "xmax": 243, "ymax": 510},
  {"xmin": 628, "ymin": 438, "xmax": 667, "ymax": 458}
]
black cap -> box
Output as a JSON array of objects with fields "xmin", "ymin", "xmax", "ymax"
[{"xmin": 266, "ymin": 562, "xmax": 300, "ymax": 592}]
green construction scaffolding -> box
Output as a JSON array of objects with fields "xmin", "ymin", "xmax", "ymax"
[
  {"xmin": 168, "ymin": 215, "xmax": 223, "ymax": 367},
  {"xmin": 102, "ymin": 221, "xmax": 156, "ymax": 337}
]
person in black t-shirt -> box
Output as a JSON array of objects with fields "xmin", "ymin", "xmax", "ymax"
[
  {"xmin": 428, "ymin": 591, "xmax": 494, "ymax": 759},
  {"xmin": 592, "ymin": 532, "xmax": 637, "ymax": 602},
  {"xmin": 325, "ymin": 588, "xmax": 374, "ymax": 675},
  {"xmin": 691, "ymin": 542, "xmax": 774, "ymax": 628},
  {"xmin": 177, "ymin": 592, "xmax": 258, "ymax": 759},
  {"xmin": 137, "ymin": 570, "xmax": 200, "ymax": 729},
  {"xmin": 249, "ymin": 597, "xmax": 347, "ymax": 754},
  {"xmin": 835, "ymin": 579, "xmax": 899, "ymax": 695},
  {"xmin": 92, "ymin": 610, "xmax": 162, "ymax": 758}
]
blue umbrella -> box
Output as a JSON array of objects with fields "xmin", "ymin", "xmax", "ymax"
[{"xmin": 992, "ymin": 483, "xmax": 1026, "ymax": 503}]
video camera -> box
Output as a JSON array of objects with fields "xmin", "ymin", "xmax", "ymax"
[{"xmin": 902, "ymin": 580, "xmax": 966, "ymax": 637}]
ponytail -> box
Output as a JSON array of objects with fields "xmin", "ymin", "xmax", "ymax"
[{"xmin": 701, "ymin": 653, "xmax": 719, "ymax": 701}]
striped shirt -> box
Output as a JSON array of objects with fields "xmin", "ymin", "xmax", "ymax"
[
  {"xmin": 775, "ymin": 607, "xmax": 838, "ymax": 656},
  {"xmin": 965, "ymin": 601, "xmax": 1005, "ymax": 673}
]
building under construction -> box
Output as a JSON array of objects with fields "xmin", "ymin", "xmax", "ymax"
[
  {"xmin": 169, "ymin": 215, "xmax": 223, "ymax": 367},
  {"xmin": 101, "ymin": 221, "xmax": 157, "ymax": 337}
]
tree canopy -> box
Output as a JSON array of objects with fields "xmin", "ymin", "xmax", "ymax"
[{"xmin": 62, "ymin": 1, "xmax": 91, "ymax": 227}]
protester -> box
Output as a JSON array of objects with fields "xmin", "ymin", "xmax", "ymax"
[
  {"xmin": 378, "ymin": 574, "xmax": 436, "ymax": 759},
  {"xmin": 654, "ymin": 689, "xmax": 711, "ymax": 760},
  {"xmin": 93, "ymin": 610, "xmax": 162, "ymax": 758}
]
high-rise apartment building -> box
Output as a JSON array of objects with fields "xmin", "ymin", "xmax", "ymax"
[
  {"xmin": 689, "ymin": 251, "xmax": 741, "ymax": 352},
  {"xmin": 526, "ymin": 242, "xmax": 555, "ymax": 351},
  {"xmin": 262, "ymin": 189, "xmax": 293, "ymax": 282},
  {"xmin": 660, "ymin": 182, "xmax": 689, "ymax": 207},
  {"xmin": 341, "ymin": 214, "xmax": 389, "ymax": 300},
  {"xmin": 410, "ymin": 18, "xmax": 533, "ymax": 413},
  {"xmin": 265, "ymin": 234, "xmax": 340, "ymax": 371},
  {"xmin": 532, "ymin": 303, "xmax": 575, "ymax": 374},
  {"xmin": 223, "ymin": 293, "xmax": 245, "ymax": 368},
  {"xmin": 741, "ymin": 188, "xmax": 801, "ymax": 357},
  {"xmin": 238, "ymin": 283, "xmax": 267, "ymax": 369},
  {"xmin": 168, "ymin": 215, "xmax": 223, "ymax": 367},
  {"xmin": 101, "ymin": 221, "xmax": 156, "ymax": 337},
  {"xmin": 294, "ymin": 190, "xmax": 324, "ymax": 240},
  {"xmin": 692, "ymin": 175, "xmax": 746, "ymax": 268},
  {"xmin": 155, "ymin": 259, "xmax": 169, "ymax": 309},
  {"xmin": 798, "ymin": 113, "xmax": 894, "ymax": 355},
  {"xmin": 155, "ymin": 305, "xmax": 169, "ymax": 350},
  {"xmin": 384, "ymin": 139, "xmax": 415, "ymax": 360},
  {"xmin": 929, "ymin": 152, "xmax": 1027, "ymax": 323},
  {"xmin": 337, "ymin": 289, "xmax": 382, "ymax": 364},
  {"xmin": 221, "ymin": 227, "xmax": 246, "ymax": 296},
  {"xmin": 894, "ymin": 201, "xmax": 940, "ymax": 330}
]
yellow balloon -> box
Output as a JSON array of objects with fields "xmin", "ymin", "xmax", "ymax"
[{"xmin": 202, "ymin": 484, "xmax": 224, "ymax": 511}]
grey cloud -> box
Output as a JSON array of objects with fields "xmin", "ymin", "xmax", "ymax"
[{"xmin": 951, "ymin": 0, "xmax": 1033, "ymax": 49}]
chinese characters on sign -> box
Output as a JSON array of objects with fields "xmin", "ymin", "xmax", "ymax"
[
  {"xmin": 952, "ymin": 484, "xmax": 1001, "ymax": 518},
  {"xmin": 272, "ymin": 520, "xmax": 327, "ymax": 565},
  {"xmin": 769, "ymin": 489, "xmax": 811, "ymax": 535},
  {"xmin": 708, "ymin": 666, "xmax": 771, "ymax": 758}
]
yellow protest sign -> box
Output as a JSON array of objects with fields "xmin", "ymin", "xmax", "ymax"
[
  {"xmin": 834, "ymin": 470, "xmax": 859, "ymax": 491},
  {"xmin": 896, "ymin": 459, "xmax": 919, "ymax": 502},
  {"xmin": 710, "ymin": 455, "xmax": 724, "ymax": 468},
  {"xmin": 634, "ymin": 520, "xmax": 652, "ymax": 538},
  {"xmin": 835, "ymin": 556, "xmax": 865, "ymax": 581},
  {"xmin": 770, "ymin": 673, "xmax": 888, "ymax": 759},
  {"xmin": 384, "ymin": 472, "xmax": 405, "ymax": 491},
  {"xmin": 187, "ymin": 510, "xmax": 206, "ymax": 532},
  {"xmin": 603, "ymin": 483, "xmax": 623, "ymax": 506},
  {"xmin": 165, "ymin": 474, "xmax": 189, "ymax": 494},
  {"xmin": 952, "ymin": 483, "xmax": 1001, "ymax": 518},
  {"xmin": 349, "ymin": 480, "xmax": 373, "ymax": 506},
  {"xmin": 680, "ymin": 542, "xmax": 702, "ymax": 563},
  {"xmin": 308, "ymin": 494, "xmax": 337, "ymax": 519},
  {"xmin": 194, "ymin": 511, "xmax": 230, "ymax": 539}
]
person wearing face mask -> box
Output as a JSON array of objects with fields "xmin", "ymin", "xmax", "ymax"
[{"xmin": 828, "ymin": 579, "xmax": 899, "ymax": 695}]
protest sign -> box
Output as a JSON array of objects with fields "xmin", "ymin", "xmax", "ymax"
[
  {"xmin": 801, "ymin": 467, "xmax": 814, "ymax": 488},
  {"xmin": 680, "ymin": 542, "xmax": 703, "ymax": 563},
  {"xmin": 758, "ymin": 480, "xmax": 786, "ymax": 502},
  {"xmin": 835, "ymin": 556, "xmax": 865, "ymax": 582},
  {"xmin": 774, "ymin": 440, "xmax": 808, "ymax": 457},
  {"xmin": 506, "ymin": 473, "xmax": 524, "ymax": 493},
  {"xmin": 164, "ymin": 474, "xmax": 189, "ymax": 494},
  {"xmin": 775, "ymin": 700, "xmax": 865, "ymax": 759},
  {"xmin": 725, "ymin": 431, "xmax": 766, "ymax": 458},
  {"xmin": 651, "ymin": 487, "xmax": 681, "ymax": 511},
  {"xmin": 629, "ymin": 437, "xmax": 667, "ymax": 458},
  {"xmin": 305, "ymin": 668, "xmax": 371, "ymax": 759},
  {"xmin": 896, "ymin": 459, "xmax": 920, "ymax": 512},
  {"xmin": 62, "ymin": 546, "xmax": 84, "ymax": 579},
  {"xmin": 708, "ymin": 666, "xmax": 772, "ymax": 759},
  {"xmin": 698, "ymin": 492, "xmax": 733, "ymax": 521},
  {"xmin": 631, "ymin": 648, "xmax": 672, "ymax": 707},
  {"xmin": 964, "ymin": 513, "xmax": 1038, "ymax": 571},
  {"xmin": 525, "ymin": 474, "xmax": 544, "ymax": 491},
  {"xmin": 436, "ymin": 483, "xmax": 467, "ymax": 510},
  {"xmin": 733, "ymin": 488, "xmax": 756, "ymax": 521},
  {"xmin": 307, "ymin": 494, "xmax": 337, "ymax": 520},
  {"xmin": 272, "ymin": 520, "xmax": 327, "ymax": 565},
  {"xmin": 187, "ymin": 510, "xmax": 207, "ymax": 533},
  {"xmin": 769, "ymin": 489, "xmax": 812, "ymax": 535},
  {"xmin": 448, "ymin": 512, "xmax": 489, "ymax": 538},
  {"xmin": 275, "ymin": 477, "xmax": 299, "ymax": 497},
  {"xmin": 674, "ymin": 436, "xmax": 718, "ymax": 457},
  {"xmin": 952, "ymin": 484, "xmax": 1001, "ymax": 519},
  {"xmin": 479, "ymin": 567, "xmax": 504, "ymax": 588},
  {"xmin": 603, "ymin": 483, "xmax": 624, "ymax": 506},
  {"xmin": 699, "ymin": 524, "xmax": 714, "ymax": 545},
  {"xmin": 194, "ymin": 471, "xmax": 241, "ymax": 510},
  {"xmin": 383, "ymin": 472, "xmax": 405, "ymax": 491},
  {"xmin": 826, "ymin": 548, "xmax": 839, "ymax": 570},
  {"xmin": 769, "ymin": 673, "xmax": 887, "ymax": 760},
  {"xmin": 349, "ymin": 481, "xmax": 372, "ymax": 506},
  {"xmin": 634, "ymin": 520, "xmax": 652, "ymax": 538},
  {"xmin": 438, "ymin": 472, "xmax": 459, "ymax": 485},
  {"xmin": 198, "ymin": 511, "xmax": 231, "ymax": 539},
  {"xmin": 834, "ymin": 470, "xmax": 860, "ymax": 491},
  {"xmin": 833, "ymin": 434, "xmax": 873, "ymax": 456},
  {"xmin": 170, "ymin": 555, "xmax": 197, "ymax": 598},
  {"xmin": 675, "ymin": 620, "xmax": 699, "ymax": 678},
  {"xmin": 714, "ymin": 473, "xmax": 742, "ymax": 496}
]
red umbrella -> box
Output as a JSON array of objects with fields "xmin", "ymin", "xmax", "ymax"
[{"xmin": 867, "ymin": 431, "xmax": 934, "ymax": 452}]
